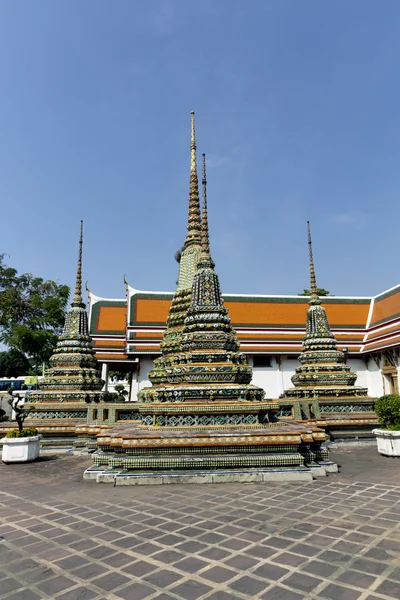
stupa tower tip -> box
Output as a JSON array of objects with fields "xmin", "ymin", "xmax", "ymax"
[
  {"xmin": 184, "ymin": 111, "xmax": 202, "ymax": 250},
  {"xmin": 72, "ymin": 220, "xmax": 84, "ymax": 307},
  {"xmin": 200, "ymin": 153, "xmax": 214, "ymax": 267},
  {"xmin": 307, "ymin": 221, "xmax": 321, "ymax": 306}
]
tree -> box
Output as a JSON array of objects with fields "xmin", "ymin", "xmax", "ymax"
[
  {"xmin": 0, "ymin": 254, "xmax": 69, "ymax": 371},
  {"xmin": 298, "ymin": 288, "xmax": 332, "ymax": 297},
  {"xmin": 0, "ymin": 349, "xmax": 31, "ymax": 377}
]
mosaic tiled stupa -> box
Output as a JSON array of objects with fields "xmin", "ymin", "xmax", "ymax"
[
  {"xmin": 280, "ymin": 222, "xmax": 376, "ymax": 435},
  {"xmin": 85, "ymin": 115, "xmax": 335, "ymax": 484},
  {"xmin": 26, "ymin": 222, "xmax": 104, "ymax": 444}
]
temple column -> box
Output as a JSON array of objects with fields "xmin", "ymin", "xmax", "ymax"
[{"xmin": 101, "ymin": 363, "xmax": 109, "ymax": 392}]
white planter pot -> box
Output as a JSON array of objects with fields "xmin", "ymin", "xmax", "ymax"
[
  {"xmin": 372, "ymin": 429, "xmax": 400, "ymax": 457},
  {"xmin": 1, "ymin": 435, "xmax": 41, "ymax": 464}
]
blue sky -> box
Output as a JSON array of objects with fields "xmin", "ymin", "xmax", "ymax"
[{"xmin": 1, "ymin": 1, "xmax": 400, "ymax": 301}]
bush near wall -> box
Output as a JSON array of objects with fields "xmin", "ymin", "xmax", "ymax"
[{"xmin": 375, "ymin": 395, "xmax": 400, "ymax": 430}]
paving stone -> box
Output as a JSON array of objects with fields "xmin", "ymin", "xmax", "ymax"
[
  {"xmin": 374, "ymin": 579, "xmax": 400, "ymax": 597},
  {"xmin": 199, "ymin": 546, "xmax": 231, "ymax": 561},
  {"xmin": 174, "ymin": 556, "xmax": 210, "ymax": 573},
  {"xmin": 84, "ymin": 545, "xmax": 117, "ymax": 560},
  {"xmin": 229, "ymin": 575, "xmax": 267, "ymax": 596},
  {"xmin": 73, "ymin": 563, "xmax": 110, "ymax": 579},
  {"xmin": 104, "ymin": 552, "xmax": 136, "ymax": 567},
  {"xmin": 260, "ymin": 587, "xmax": 305, "ymax": 600},
  {"xmin": 53, "ymin": 555, "xmax": 90, "ymax": 570},
  {"xmin": 19, "ymin": 566, "xmax": 57, "ymax": 584},
  {"xmin": 133, "ymin": 541, "xmax": 163, "ymax": 555},
  {"xmin": 115, "ymin": 582, "xmax": 156, "ymax": 599},
  {"xmin": 176, "ymin": 540, "xmax": 209, "ymax": 554},
  {"xmin": 351, "ymin": 557, "xmax": 389, "ymax": 575},
  {"xmin": 36, "ymin": 575, "xmax": 76, "ymax": 595},
  {"xmin": 224, "ymin": 554, "xmax": 260, "ymax": 570},
  {"xmin": 204, "ymin": 592, "xmax": 243, "ymax": 600},
  {"xmin": 318, "ymin": 550, "xmax": 352, "ymax": 565},
  {"xmin": 90, "ymin": 572, "xmax": 131, "ymax": 591},
  {"xmin": 388, "ymin": 567, "xmax": 400, "ymax": 581},
  {"xmin": 201, "ymin": 565, "xmax": 237, "ymax": 583},
  {"xmin": 0, "ymin": 577, "xmax": 22, "ymax": 595},
  {"xmin": 263, "ymin": 537, "xmax": 295, "ymax": 550},
  {"xmin": 170, "ymin": 580, "xmax": 212, "ymax": 599},
  {"xmin": 54, "ymin": 587, "xmax": 99, "ymax": 600},
  {"xmin": 272, "ymin": 552, "xmax": 308, "ymax": 567},
  {"xmin": 121, "ymin": 560, "xmax": 158, "ymax": 576},
  {"xmin": 252, "ymin": 563, "xmax": 289, "ymax": 581},
  {"xmin": 245, "ymin": 545, "xmax": 277, "ymax": 559},
  {"xmin": 144, "ymin": 569, "xmax": 183, "ymax": 587},
  {"xmin": 152, "ymin": 549, "xmax": 186, "ymax": 564},
  {"xmin": 283, "ymin": 572, "xmax": 322, "ymax": 593},
  {"xmin": 301, "ymin": 559, "xmax": 339, "ymax": 577},
  {"xmin": 337, "ymin": 569, "xmax": 377, "ymax": 589},
  {"xmin": 8, "ymin": 590, "xmax": 42, "ymax": 600},
  {"xmin": 319, "ymin": 582, "xmax": 362, "ymax": 600},
  {"xmin": 7, "ymin": 558, "xmax": 42, "ymax": 573}
]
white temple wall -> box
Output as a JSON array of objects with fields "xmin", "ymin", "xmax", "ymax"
[
  {"xmin": 247, "ymin": 356, "xmax": 297, "ymax": 399},
  {"xmin": 366, "ymin": 359, "xmax": 384, "ymax": 397},
  {"xmin": 137, "ymin": 356, "xmax": 155, "ymax": 395},
  {"xmin": 347, "ymin": 358, "xmax": 368, "ymax": 389},
  {"xmin": 249, "ymin": 360, "xmax": 281, "ymax": 399}
]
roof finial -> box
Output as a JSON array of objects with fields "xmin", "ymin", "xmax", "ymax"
[
  {"xmin": 184, "ymin": 111, "xmax": 202, "ymax": 248},
  {"xmin": 307, "ymin": 221, "xmax": 320, "ymax": 306},
  {"xmin": 190, "ymin": 110, "xmax": 197, "ymax": 173},
  {"xmin": 72, "ymin": 220, "xmax": 84, "ymax": 306}
]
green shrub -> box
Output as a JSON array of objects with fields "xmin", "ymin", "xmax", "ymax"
[
  {"xmin": 375, "ymin": 394, "xmax": 400, "ymax": 430},
  {"xmin": 5, "ymin": 427, "xmax": 38, "ymax": 438}
]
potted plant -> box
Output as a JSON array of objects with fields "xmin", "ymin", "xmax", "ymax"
[
  {"xmin": 372, "ymin": 394, "xmax": 400, "ymax": 457},
  {"xmin": 1, "ymin": 390, "xmax": 41, "ymax": 464}
]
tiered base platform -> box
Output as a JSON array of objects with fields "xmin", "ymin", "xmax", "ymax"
[{"xmin": 83, "ymin": 422, "xmax": 337, "ymax": 485}]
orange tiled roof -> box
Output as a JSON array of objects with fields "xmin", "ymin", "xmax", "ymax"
[{"xmin": 89, "ymin": 287, "xmax": 400, "ymax": 358}]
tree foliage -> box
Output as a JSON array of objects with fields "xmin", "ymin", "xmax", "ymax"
[
  {"xmin": 298, "ymin": 288, "xmax": 332, "ymax": 297},
  {"xmin": 375, "ymin": 394, "xmax": 400, "ymax": 430},
  {"xmin": 0, "ymin": 349, "xmax": 31, "ymax": 377},
  {"xmin": 0, "ymin": 254, "xmax": 69, "ymax": 372}
]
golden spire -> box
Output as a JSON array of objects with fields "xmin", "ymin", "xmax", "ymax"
[
  {"xmin": 307, "ymin": 221, "xmax": 321, "ymax": 306},
  {"xmin": 190, "ymin": 110, "xmax": 197, "ymax": 172},
  {"xmin": 72, "ymin": 220, "xmax": 84, "ymax": 306},
  {"xmin": 200, "ymin": 153, "xmax": 214, "ymax": 266},
  {"xmin": 184, "ymin": 111, "xmax": 202, "ymax": 248}
]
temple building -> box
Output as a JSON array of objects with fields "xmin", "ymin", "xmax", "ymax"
[{"xmin": 88, "ymin": 285, "xmax": 400, "ymax": 408}]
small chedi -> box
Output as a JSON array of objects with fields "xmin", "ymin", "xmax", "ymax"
[
  {"xmin": 280, "ymin": 222, "xmax": 377, "ymax": 438},
  {"xmin": 85, "ymin": 113, "xmax": 335, "ymax": 485},
  {"xmin": 25, "ymin": 222, "xmax": 104, "ymax": 446}
]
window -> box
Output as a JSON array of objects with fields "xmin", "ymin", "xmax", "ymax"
[{"xmin": 253, "ymin": 355, "xmax": 272, "ymax": 368}]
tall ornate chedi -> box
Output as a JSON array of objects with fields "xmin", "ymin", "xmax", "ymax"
[
  {"xmin": 153, "ymin": 111, "xmax": 203, "ymax": 360},
  {"xmin": 138, "ymin": 153, "xmax": 264, "ymax": 409},
  {"xmin": 280, "ymin": 222, "xmax": 371, "ymax": 421},
  {"xmin": 86, "ymin": 140, "xmax": 335, "ymax": 484},
  {"xmin": 27, "ymin": 222, "xmax": 104, "ymax": 437}
]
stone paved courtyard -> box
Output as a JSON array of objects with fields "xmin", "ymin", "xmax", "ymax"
[{"xmin": 1, "ymin": 445, "xmax": 400, "ymax": 600}]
